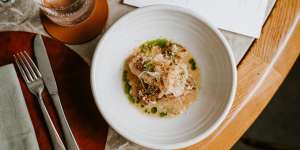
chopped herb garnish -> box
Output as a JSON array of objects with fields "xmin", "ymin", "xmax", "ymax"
[
  {"xmin": 149, "ymin": 38, "xmax": 168, "ymax": 48},
  {"xmin": 188, "ymin": 58, "xmax": 197, "ymax": 70},
  {"xmin": 124, "ymin": 82, "xmax": 131, "ymax": 95},
  {"xmin": 139, "ymin": 38, "xmax": 169, "ymax": 54},
  {"xmin": 122, "ymin": 71, "xmax": 131, "ymax": 93},
  {"xmin": 143, "ymin": 61, "xmax": 155, "ymax": 72},
  {"xmin": 140, "ymin": 44, "xmax": 149, "ymax": 53},
  {"xmin": 123, "ymin": 70, "xmax": 135, "ymax": 103},
  {"xmin": 128, "ymin": 94, "xmax": 136, "ymax": 103},
  {"xmin": 146, "ymin": 38, "xmax": 168, "ymax": 48},
  {"xmin": 159, "ymin": 112, "xmax": 168, "ymax": 117},
  {"xmin": 122, "ymin": 70, "xmax": 128, "ymax": 82},
  {"xmin": 151, "ymin": 107, "xmax": 158, "ymax": 113}
]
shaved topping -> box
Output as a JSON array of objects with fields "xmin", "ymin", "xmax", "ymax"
[{"xmin": 123, "ymin": 39, "xmax": 200, "ymax": 117}]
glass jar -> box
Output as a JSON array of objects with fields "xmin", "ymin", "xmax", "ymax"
[{"xmin": 37, "ymin": 0, "xmax": 95, "ymax": 26}]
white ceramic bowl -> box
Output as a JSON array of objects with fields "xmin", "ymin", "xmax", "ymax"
[{"xmin": 91, "ymin": 5, "xmax": 237, "ymax": 149}]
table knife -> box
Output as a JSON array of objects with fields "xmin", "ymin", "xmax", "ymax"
[{"xmin": 34, "ymin": 35, "xmax": 80, "ymax": 150}]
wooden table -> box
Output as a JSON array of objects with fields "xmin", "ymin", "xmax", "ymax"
[{"xmin": 184, "ymin": 0, "xmax": 300, "ymax": 149}]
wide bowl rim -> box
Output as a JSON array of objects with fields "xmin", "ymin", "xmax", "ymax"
[{"xmin": 90, "ymin": 4, "xmax": 237, "ymax": 149}]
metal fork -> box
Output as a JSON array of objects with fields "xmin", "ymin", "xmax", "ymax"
[{"xmin": 14, "ymin": 51, "xmax": 66, "ymax": 150}]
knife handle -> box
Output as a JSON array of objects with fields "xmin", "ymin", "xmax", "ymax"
[
  {"xmin": 51, "ymin": 94, "xmax": 80, "ymax": 150},
  {"xmin": 37, "ymin": 94, "xmax": 66, "ymax": 150}
]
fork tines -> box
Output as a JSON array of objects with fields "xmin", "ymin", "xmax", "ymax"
[{"xmin": 14, "ymin": 51, "xmax": 42, "ymax": 83}]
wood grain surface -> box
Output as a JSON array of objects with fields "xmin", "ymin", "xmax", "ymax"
[
  {"xmin": 0, "ymin": 32, "xmax": 108, "ymax": 150},
  {"xmin": 185, "ymin": 0, "xmax": 300, "ymax": 149}
]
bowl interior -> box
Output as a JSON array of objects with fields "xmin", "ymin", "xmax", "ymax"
[{"xmin": 91, "ymin": 5, "xmax": 236, "ymax": 149}]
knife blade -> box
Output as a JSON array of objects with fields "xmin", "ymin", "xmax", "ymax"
[
  {"xmin": 34, "ymin": 35, "xmax": 58, "ymax": 95},
  {"xmin": 34, "ymin": 35, "xmax": 80, "ymax": 150}
]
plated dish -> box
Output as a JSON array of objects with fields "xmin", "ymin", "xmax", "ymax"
[
  {"xmin": 91, "ymin": 5, "xmax": 237, "ymax": 149},
  {"xmin": 123, "ymin": 38, "xmax": 200, "ymax": 117}
]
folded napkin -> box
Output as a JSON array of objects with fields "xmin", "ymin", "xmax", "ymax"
[
  {"xmin": 0, "ymin": 64, "xmax": 39, "ymax": 150},
  {"xmin": 123, "ymin": 0, "xmax": 268, "ymax": 38}
]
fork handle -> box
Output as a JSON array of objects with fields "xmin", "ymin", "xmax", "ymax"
[
  {"xmin": 37, "ymin": 94, "xmax": 66, "ymax": 150},
  {"xmin": 51, "ymin": 94, "xmax": 80, "ymax": 150}
]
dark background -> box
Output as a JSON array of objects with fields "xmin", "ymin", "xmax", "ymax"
[{"xmin": 233, "ymin": 58, "xmax": 300, "ymax": 150}]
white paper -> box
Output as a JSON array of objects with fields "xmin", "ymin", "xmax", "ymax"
[{"xmin": 123, "ymin": 0, "xmax": 268, "ymax": 38}]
